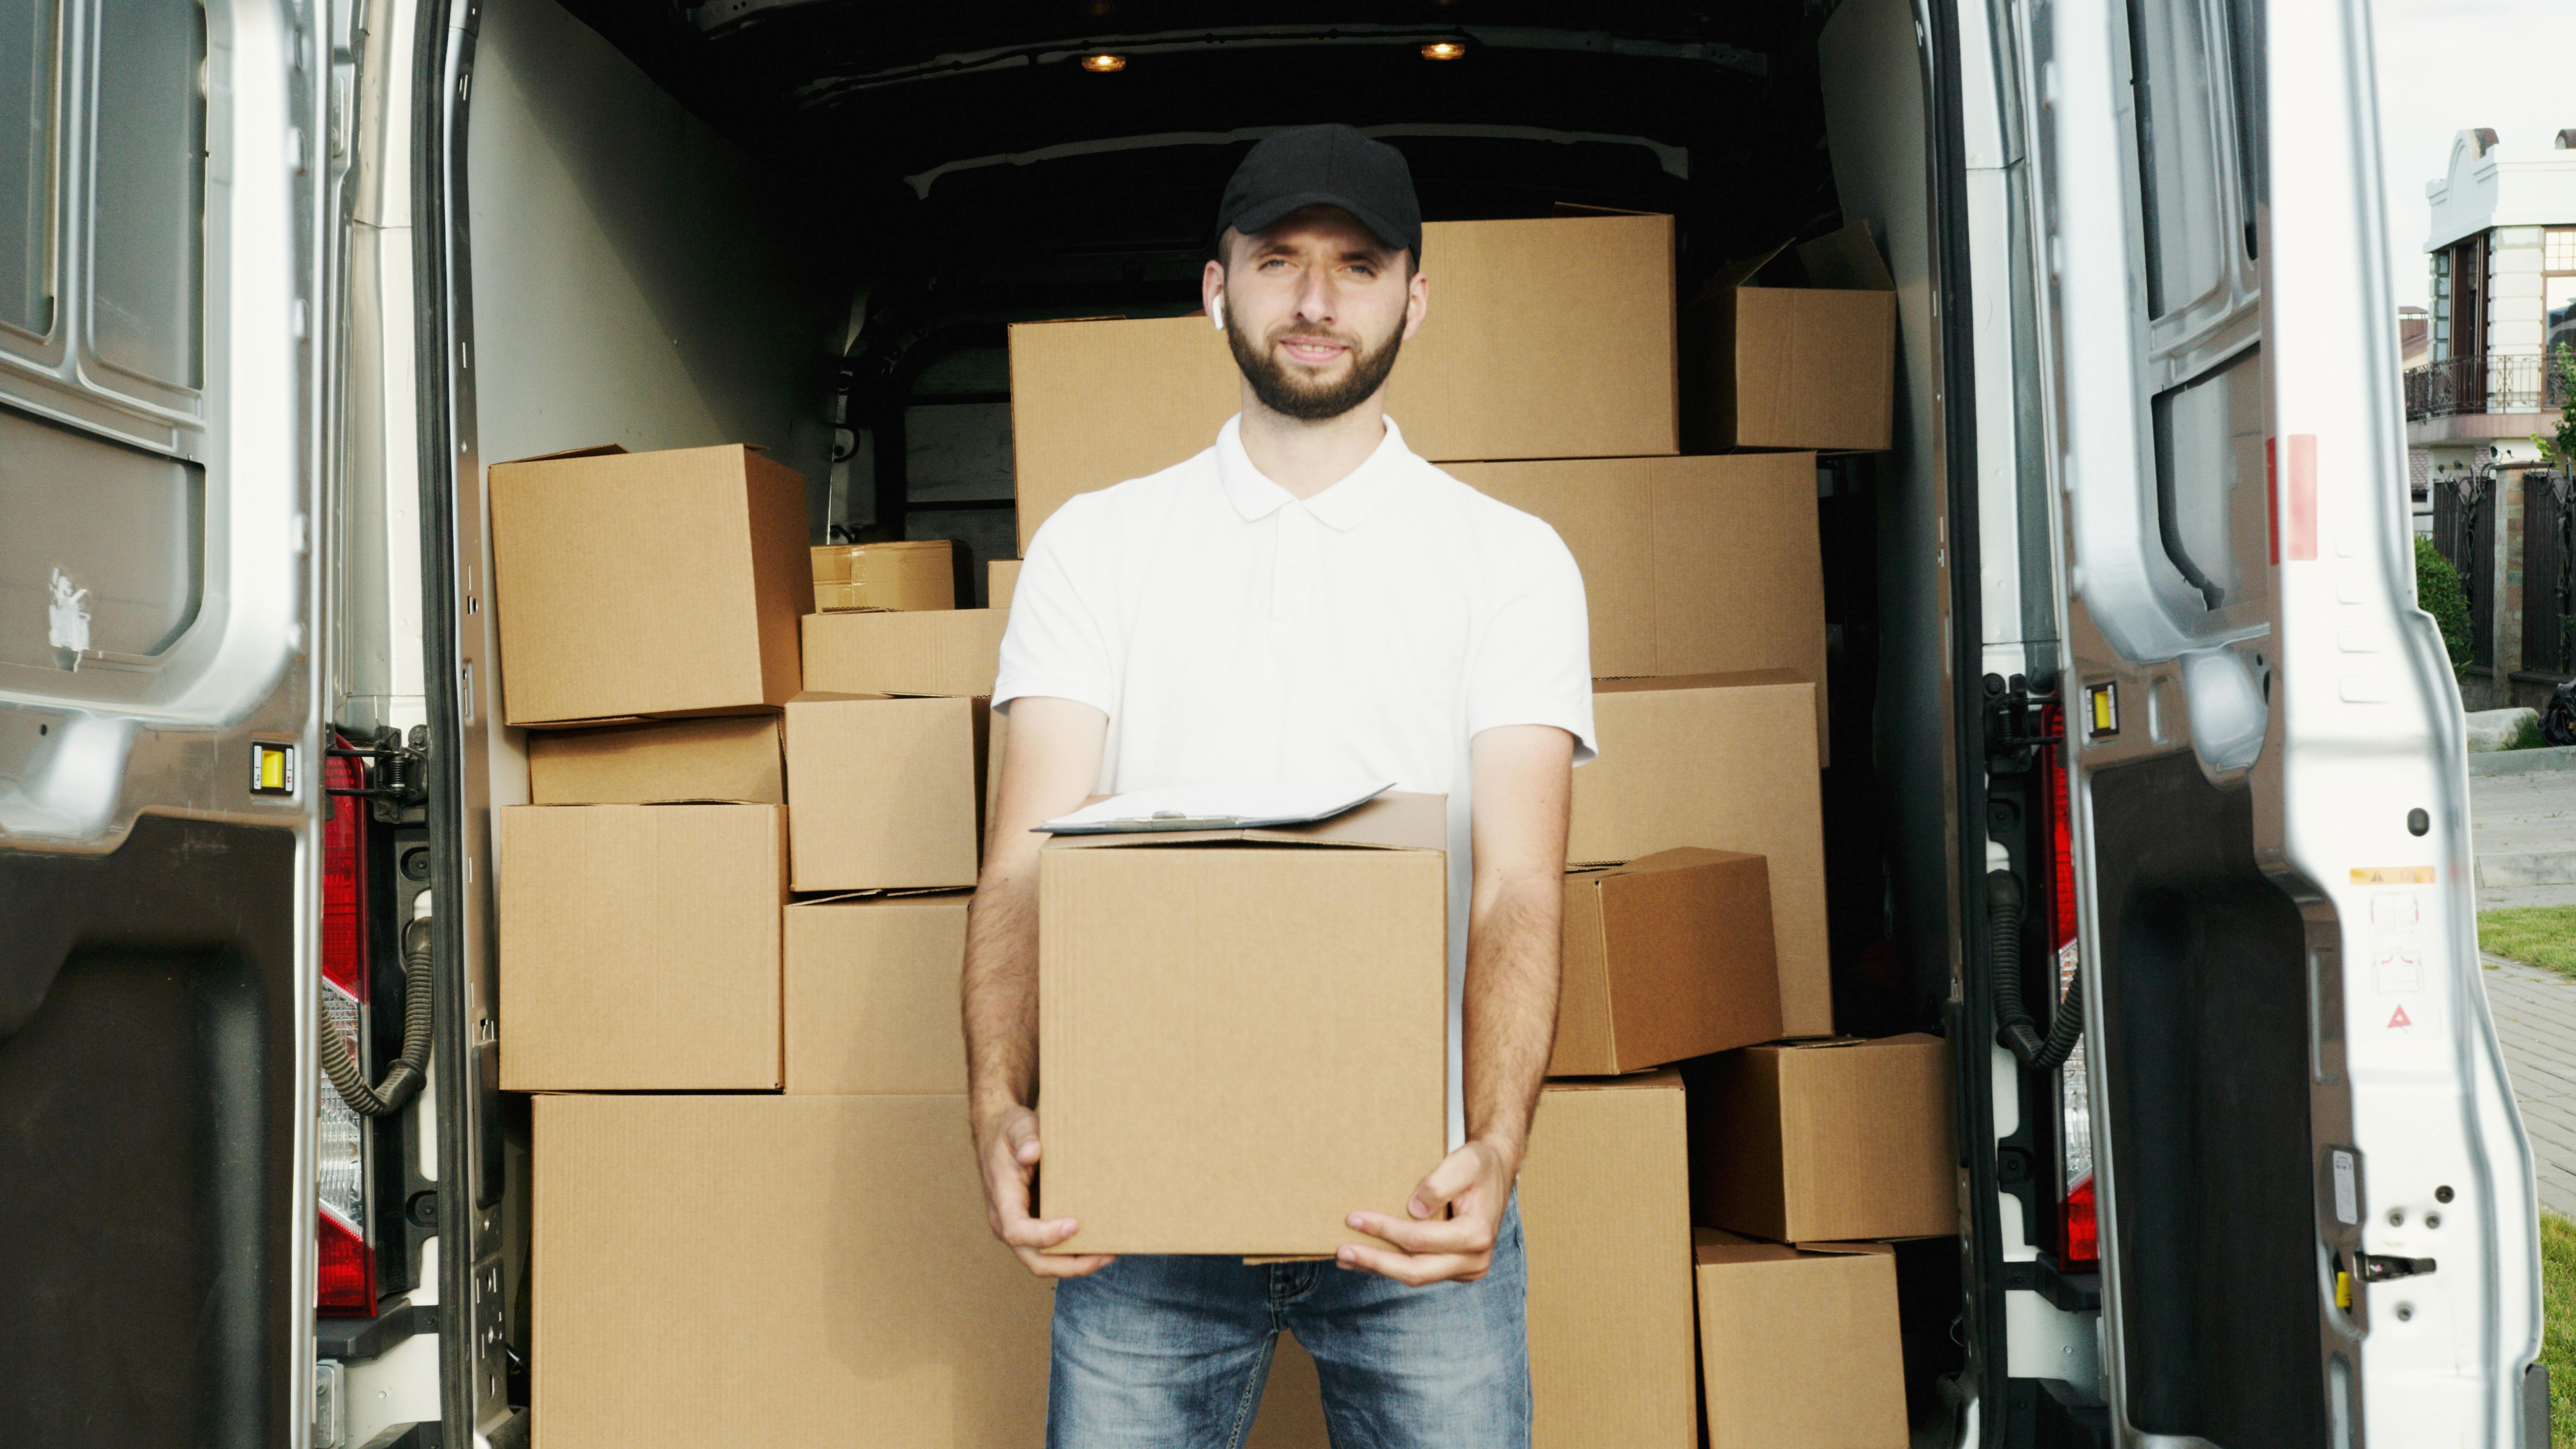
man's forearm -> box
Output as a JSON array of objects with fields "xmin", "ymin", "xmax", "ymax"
[
  {"xmin": 962, "ymin": 864, "xmax": 1041, "ymax": 1120},
  {"xmin": 1460, "ymin": 866, "xmax": 1562, "ymax": 1164}
]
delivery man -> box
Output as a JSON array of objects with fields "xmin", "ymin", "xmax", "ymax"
[{"xmin": 965, "ymin": 124, "xmax": 1594, "ymax": 1447}]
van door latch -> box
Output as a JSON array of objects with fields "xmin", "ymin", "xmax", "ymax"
[{"xmin": 2359, "ymin": 1253, "xmax": 2436, "ymax": 1282}]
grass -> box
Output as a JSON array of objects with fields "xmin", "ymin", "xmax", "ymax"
[
  {"xmin": 2547, "ymin": 1213, "xmax": 2576, "ymax": 1446},
  {"xmin": 2481, "ymin": 906, "xmax": 2576, "ymax": 980}
]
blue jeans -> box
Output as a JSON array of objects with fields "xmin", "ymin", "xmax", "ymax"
[{"xmin": 1046, "ymin": 1199, "xmax": 1530, "ymax": 1448}]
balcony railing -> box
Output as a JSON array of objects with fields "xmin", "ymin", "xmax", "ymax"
[{"xmin": 2405, "ymin": 351, "xmax": 2576, "ymax": 421}]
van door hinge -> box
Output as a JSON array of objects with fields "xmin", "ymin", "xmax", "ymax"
[{"xmin": 2358, "ymin": 1253, "xmax": 2436, "ymax": 1282}]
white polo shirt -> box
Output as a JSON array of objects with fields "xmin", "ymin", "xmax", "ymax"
[{"xmin": 995, "ymin": 414, "xmax": 1597, "ymax": 1144}]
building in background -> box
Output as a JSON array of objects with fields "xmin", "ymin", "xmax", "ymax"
[
  {"xmin": 2406, "ymin": 127, "xmax": 2576, "ymax": 709},
  {"xmin": 2401, "ymin": 305, "xmax": 2431, "ymax": 533}
]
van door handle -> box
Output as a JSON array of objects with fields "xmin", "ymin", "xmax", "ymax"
[{"xmin": 2358, "ymin": 1253, "xmax": 2436, "ymax": 1282}]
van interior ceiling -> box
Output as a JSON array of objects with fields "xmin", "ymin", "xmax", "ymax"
[{"xmin": 457, "ymin": 0, "xmax": 1966, "ymax": 1425}]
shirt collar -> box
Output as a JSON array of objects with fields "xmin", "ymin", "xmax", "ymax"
[{"xmin": 1213, "ymin": 413, "xmax": 1415, "ymax": 532}]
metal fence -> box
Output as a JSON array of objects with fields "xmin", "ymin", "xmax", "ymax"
[
  {"xmin": 2526, "ymin": 471, "xmax": 2576, "ymax": 677},
  {"xmin": 2434, "ymin": 472, "xmax": 2496, "ymax": 668},
  {"xmin": 2404, "ymin": 352, "xmax": 2576, "ymax": 421}
]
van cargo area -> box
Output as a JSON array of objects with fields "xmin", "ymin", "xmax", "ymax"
[{"xmin": 408, "ymin": 0, "xmax": 2010, "ymax": 1441}]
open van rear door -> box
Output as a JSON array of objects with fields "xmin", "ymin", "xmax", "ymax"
[
  {"xmin": 0, "ymin": 0, "xmax": 335, "ymax": 1442},
  {"xmin": 1998, "ymin": 0, "xmax": 2545, "ymax": 1442}
]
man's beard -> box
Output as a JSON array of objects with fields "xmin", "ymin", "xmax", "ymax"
[{"xmin": 1224, "ymin": 301, "xmax": 1405, "ymax": 422}]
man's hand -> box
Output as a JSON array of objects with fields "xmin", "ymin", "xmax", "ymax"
[
  {"xmin": 1337, "ymin": 1136, "xmax": 1517, "ymax": 1285},
  {"xmin": 974, "ymin": 1102, "xmax": 1116, "ymax": 1279}
]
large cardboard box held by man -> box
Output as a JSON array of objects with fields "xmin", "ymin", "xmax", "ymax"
[
  {"xmin": 1681, "ymin": 223, "xmax": 1898, "ymax": 454},
  {"xmin": 1009, "ymin": 213, "xmax": 1679, "ymax": 551},
  {"xmin": 1550, "ymin": 849, "xmax": 1780, "ymax": 1077},
  {"xmin": 1446, "ymin": 452, "xmax": 1829, "ymax": 759},
  {"xmin": 1694, "ymin": 1229, "xmax": 1909, "ymax": 1448},
  {"xmin": 533, "ymin": 1094, "xmax": 1052, "ymax": 1449},
  {"xmin": 488, "ymin": 444, "xmax": 811, "ymax": 726},
  {"xmin": 525, "ymin": 714, "xmax": 784, "ymax": 805},
  {"xmin": 1686, "ymin": 1034, "xmax": 1955, "ymax": 1243},
  {"xmin": 497, "ymin": 803, "xmax": 785, "ymax": 1090},
  {"xmin": 784, "ymin": 893, "xmax": 971, "ymax": 1095},
  {"xmin": 783, "ymin": 692, "xmax": 987, "ymax": 892},
  {"xmin": 1572, "ymin": 672, "xmax": 1831, "ymax": 1038},
  {"xmin": 1518, "ymin": 1072, "xmax": 1698, "ymax": 1448},
  {"xmin": 1038, "ymin": 793, "xmax": 1448, "ymax": 1257}
]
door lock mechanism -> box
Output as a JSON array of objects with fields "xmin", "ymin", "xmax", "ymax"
[{"xmin": 2358, "ymin": 1253, "xmax": 2437, "ymax": 1282}]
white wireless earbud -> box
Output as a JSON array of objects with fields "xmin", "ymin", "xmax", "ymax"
[{"xmin": 1211, "ymin": 296, "xmax": 1226, "ymax": 330}]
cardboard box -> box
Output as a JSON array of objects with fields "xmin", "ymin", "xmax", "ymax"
[
  {"xmin": 1551, "ymin": 849, "xmax": 1780, "ymax": 1077},
  {"xmin": 1686, "ymin": 1034, "xmax": 1955, "ymax": 1243},
  {"xmin": 802, "ymin": 608, "xmax": 1008, "ymax": 699},
  {"xmin": 811, "ymin": 539, "xmax": 958, "ymax": 611},
  {"xmin": 1038, "ymin": 793, "xmax": 1448, "ymax": 1256},
  {"xmin": 525, "ymin": 714, "xmax": 784, "ymax": 805},
  {"xmin": 489, "ymin": 444, "xmax": 810, "ymax": 725},
  {"xmin": 783, "ymin": 692, "xmax": 987, "ymax": 892},
  {"xmin": 1694, "ymin": 1229, "xmax": 1909, "ymax": 1449},
  {"xmin": 1574, "ymin": 673, "xmax": 1829, "ymax": 1036},
  {"xmin": 784, "ymin": 893, "xmax": 970, "ymax": 1094},
  {"xmin": 496, "ymin": 803, "xmax": 784, "ymax": 1090},
  {"xmin": 1682, "ymin": 223, "xmax": 1897, "ymax": 453},
  {"xmin": 1520, "ymin": 1072, "xmax": 1697, "ymax": 1448},
  {"xmin": 533, "ymin": 1093, "xmax": 1052, "ymax": 1449},
  {"xmin": 1010, "ymin": 214, "xmax": 1679, "ymax": 550},
  {"xmin": 1445, "ymin": 452, "xmax": 1829, "ymax": 757},
  {"xmin": 988, "ymin": 558, "xmax": 1021, "ymax": 611}
]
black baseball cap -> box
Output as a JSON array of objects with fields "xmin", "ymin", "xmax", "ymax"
[{"xmin": 1213, "ymin": 125, "xmax": 1423, "ymax": 264}]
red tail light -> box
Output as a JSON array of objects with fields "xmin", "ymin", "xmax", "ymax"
[
  {"xmin": 317, "ymin": 1206, "xmax": 375, "ymax": 1316},
  {"xmin": 319, "ymin": 738, "xmax": 377, "ymax": 1314},
  {"xmin": 322, "ymin": 748, "xmax": 367, "ymax": 1000},
  {"xmin": 2036, "ymin": 703, "xmax": 2100, "ymax": 1270},
  {"xmin": 2062, "ymin": 1173, "xmax": 2100, "ymax": 1266}
]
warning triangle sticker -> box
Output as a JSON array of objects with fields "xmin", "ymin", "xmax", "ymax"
[{"xmin": 2388, "ymin": 1004, "xmax": 2413, "ymax": 1030}]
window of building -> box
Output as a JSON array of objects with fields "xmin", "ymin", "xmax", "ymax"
[{"xmin": 2545, "ymin": 227, "xmax": 2576, "ymax": 366}]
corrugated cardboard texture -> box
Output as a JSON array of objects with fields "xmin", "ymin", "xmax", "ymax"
[
  {"xmin": 988, "ymin": 558, "xmax": 1021, "ymax": 611},
  {"xmin": 1679, "ymin": 224, "xmax": 1897, "ymax": 454},
  {"xmin": 1694, "ymin": 1229, "xmax": 1908, "ymax": 1448},
  {"xmin": 526, "ymin": 714, "xmax": 784, "ymax": 805},
  {"xmin": 1687, "ymin": 1034, "xmax": 1956, "ymax": 1242},
  {"xmin": 533, "ymin": 1094, "xmax": 1051, "ymax": 1449},
  {"xmin": 1038, "ymin": 801, "xmax": 1447, "ymax": 1255},
  {"xmin": 1246, "ymin": 1334, "xmax": 1331, "ymax": 1447},
  {"xmin": 1573, "ymin": 673, "xmax": 1830, "ymax": 1036},
  {"xmin": 1009, "ymin": 215, "xmax": 1678, "ymax": 550},
  {"xmin": 1446, "ymin": 452, "xmax": 1829, "ymax": 760},
  {"xmin": 1519, "ymin": 1074, "xmax": 1697, "ymax": 1448},
  {"xmin": 802, "ymin": 608, "xmax": 1008, "ymax": 699},
  {"xmin": 496, "ymin": 804, "xmax": 784, "ymax": 1090},
  {"xmin": 1550, "ymin": 849, "xmax": 1781, "ymax": 1076},
  {"xmin": 784, "ymin": 894, "xmax": 970, "ymax": 1093},
  {"xmin": 783, "ymin": 693, "xmax": 986, "ymax": 891},
  {"xmin": 489, "ymin": 444, "xmax": 811, "ymax": 725}
]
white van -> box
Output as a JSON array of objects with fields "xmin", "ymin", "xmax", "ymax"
[{"xmin": 0, "ymin": 0, "xmax": 2544, "ymax": 1444}]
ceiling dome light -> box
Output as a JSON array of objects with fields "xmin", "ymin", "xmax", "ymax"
[
  {"xmin": 1079, "ymin": 52, "xmax": 1127, "ymax": 73},
  {"xmin": 1420, "ymin": 41, "xmax": 1467, "ymax": 60}
]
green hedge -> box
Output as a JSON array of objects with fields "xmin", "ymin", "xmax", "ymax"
[{"xmin": 2417, "ymin": 535, "xmax": 2473, "ymax": 674}]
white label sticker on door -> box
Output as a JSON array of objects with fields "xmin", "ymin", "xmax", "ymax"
[{"xmin": 2332, "ymin": 1150, "xmax": 2358, "ymax": 1226}]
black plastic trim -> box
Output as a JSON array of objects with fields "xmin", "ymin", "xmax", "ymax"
[{"xmin": 317, "ymin": 1303, "xmax": 441, "ymax": 1363}]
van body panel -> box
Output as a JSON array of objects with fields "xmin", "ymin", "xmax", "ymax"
[
  {"xmin": 0, "ymin": 0, "xmax": 334, "ymax": 1442},
  {"xmin": 2007, "ymin": 0, "xmax": 2543, "ymax": 1440}
]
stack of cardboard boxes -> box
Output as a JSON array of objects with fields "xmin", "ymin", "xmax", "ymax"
[
  {"xmin": 493, "ymin": 212, "xmax": 1948, "ymax": 1448},
  {"xmin": 487, "ymin": 442, "xmax": 1051, "ymax": 1446}
]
